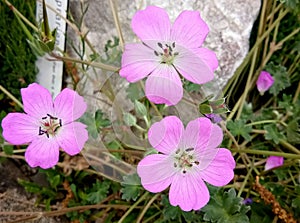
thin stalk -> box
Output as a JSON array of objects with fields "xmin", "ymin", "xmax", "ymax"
[
  {"xmin": 235, "ymin": 48, "xmax": 258, "ymax": 120},
  {"xmin": 0, "ymin": 85, "xmax": 23, "ymax": 109},
  {"xmin": 118, "ymin": 192, "xmax": 149, "ymax": 223},
  {"xmin": 246, "ymin": 119, "xmax": 278, "ymax": 126},
  {"xmin": 231, "ymin": 149, "xmax": 300, "ymax": 159},
  {"xmin": 39, "ymin": 0, "xmax": 97, "ymax": 54},
  {"xmin": 137, "ymin": 193, "xmax": 160, "ymax": 223},
  {"xmin": 237, "ymin": 165, "xmax": 254, "ymax": 197},
  {"xmin": 223, "ymin": 7, "xmax": 289, "ymax": 93},
  {"xmin": 138, "ymin": 81, "xmax": 163, "ymax": 118},
  {"xmin": 4, "ymin": 0, "xmax": 39, "ymax": 32},
  {"xmin": 49, "ymin": 54, "xmax": 119, "ymax": 72},
  {"xmin": 109, "ymin": 0, "xmax": 124, "ymax": 51},
  {"xmin": 293, "ymin": 81, "xmax": 300, "ymax": 103},
  {"xmin": 279, "ymin": 140, "xmax": 300, "ymax": 155}
]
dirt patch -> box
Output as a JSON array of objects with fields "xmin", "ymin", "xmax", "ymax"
[{"xmin": 0, "ymin": 160, "xmax": 68, "ymax": 223}]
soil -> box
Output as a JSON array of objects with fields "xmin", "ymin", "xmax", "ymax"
[{"xmin": 0, "ymin": 159, "xmax": 68, "ymax": 223}]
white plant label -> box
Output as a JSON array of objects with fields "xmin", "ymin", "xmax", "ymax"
[{"xmin": 35, "ymin": 0, "xmax": 68, "ymax": 98}]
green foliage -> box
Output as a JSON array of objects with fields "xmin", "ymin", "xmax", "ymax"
[
  {"xmin": 227, "ymin": 120, "xmax": 252, "ymax": 141},
  {"xmin": 286, "ymin": 119, "xmax": 300, "ymax": 144},
  {"xmin": 134, "ymin": 100, "xmax": 147, "ymax": 117},
  {"xmin": 160, "ymin": 195, "xmax": 203, "ymax": 223},
  {"xmin": 265, "ymin": 62, "xmax": 291, "ymax": 96},
  {"xmin": 79, "ymin": 109, "xmax": 110, "ymax": 139},
  {"xmin": 86, "ymin": 180, "xmax": 110, "ymax": 204},
  {"xmin": 123, "ymin": 112, "xmax": 137, "ymax": 126},
  {"xmin": 126, "ymin": 83, "xmax": 145, "ymax": 102},
  {"xmin": 0, "ymin": 0, "xmax": 37, "ymax": 100},
  {"xmin": 121, "ymin": 173, "xmax": 143, "ymax": 201},
  {"xmin": 183, "ymin": 80, "xmax": 201, "ymax": 92},
  {"xmin": 249, "ymin": 202, "xmax": 273, "ymax": 223},
  {"xmin": 283, "ymin": 0, "xmax": 300, "ymax": 15},
  {"xmin": 101, "ymin": 36, "xmax": 122, "ymax": 66},
  {"xmin": 202, "ymin": 188, "xmax": 250, "ymax": 223},
  {"xmin": 263, "ymin": 124, "xmax": 286, "ymax": 144},
  {"xmin": 18, "ymin": 167, "xmax": 113, "ymax": 222}
]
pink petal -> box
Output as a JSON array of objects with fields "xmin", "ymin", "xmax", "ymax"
[
  {"xmin": 198, "ymin": 148, "xmax": 235, "ymax": 186},
  {"xmin": 169, "ymin": 174, "xmax": 210, "ymax": 211},
  {"xmin": 21, "ymin": 83, "xmax": 54, "ymax": 119},
  {"xmin": 174, "ymin": 45, "xmax": 214, "ymax": 84},
  {"xmin": 145, "ymin": 65, "xmax": 183, "ymax": 105},
  {"xmin": 148, "ymin": 116, "xmax": 183, "ymax": 155},
  {"xmin": 55, "ymin": 122, "xmax": 88, "ymax": 156},
  {"xmin": 120, "ymin": 43, "xmax": 159, "ymax": 82},
  {"xmin": 1, "ymin": 113, "xmax": 39, "ymax": 145},
  {"xmin": 193, "ymin": 48, "xmax": 218, "ymax": 72},
  {"xmin": 54, "ymin": 88, "xmax": 87, "ymax": 124},
  {"xmin": 131, "ymin": 6, "xmax": 171, "ymax": 41},
  {"xmin": 256, "ymin": 71, "xmax": 274, "ymax": 94},
  {"xmin": 181, "ymin": 117, "xmax": 223, "ymax": 152},
  {"xmin": 265, "ymin": 156, "xmax": 284, "ymax": 171},
  {"xmin": 171, "ymin": 10, "xmax": 209, "ymax": 48},
  {"xmin": 25, "ymin": 137, "xmax": 59, "ymax": 169},
  {"xmin": 137, "ymin": 154, "xmax": 175, "ymax": 193}
]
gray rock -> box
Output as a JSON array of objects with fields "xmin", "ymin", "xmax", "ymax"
[{"xmin": 69, "ymin": 0, "xmax": 261, "ymax": 93}]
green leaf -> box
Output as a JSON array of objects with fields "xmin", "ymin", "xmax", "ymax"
[
  {"xmin": 95, "ymin": 109, "xmax": 111, "ymax": 129},
  {"xmin": 250, "ymin": 202, "xmax": 273, "ymax": 223},
  {"xmin": 286, "ymin": 119, "xmax": 300, "ymax": 144},
  {"xmin": 199, "ymin": 104, "xmax": 213, "ymax": 114},
  {"xmin": 121, "ymin": 173, "xmax": 143, "ymax": 201},
  {"xmin": 79, "ymin": 110, "xmax": 110, "ymax": 139},
  {"xmin": 202, "ymin": 188, "xmax": 250, "ymax": 223},
  {"xmin": 87, "ymin": 180, "xmax": 110, "ymax": 204},
  {"xmin": 263, "ymin": 124, "xmax": 286, "ymax": 144},
  {"xmin": 227, "ymin": 120, "xmax": 252, "ymax": 141},
  {"xmin": 3, "ymin": 144, "xmax": 14, "ymax": 155},
  {"xmin": 183, "ymin": 80, "xmax": 201, "ymax": 92},
  {"xmin": 79, "ymin": 112, "xmax": 98, "ymax": 138},
  {"xmin": 265, "ymin": 62, "xmax": 291, "ymax": 96},
  {"xmin": 126, "ymin": 83, "xmax": 144, "ymax": 102},
  {"xmin": 134, "ymin": 100, "xmax": 147, "ymax": 117},
  {"xmin": 123, "ymin": 112, "xmax": 137, "ymax": 126}
]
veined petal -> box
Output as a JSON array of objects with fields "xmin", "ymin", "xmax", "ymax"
[
  {"xmin": 54, "ymin": 88, "xmax": 87, "ymax": 124},
  {"xmin": 198, "ymin": 148, "xmax": 235, "ymax": 186},
  {"xmin": 148, "ymin": 116, "xmax": 183, "ymax": 155},
  {"xmin": 21, "ymin": 83, "xmax": 54, "ymax": 119},
  {"xmin": 193, "ymin": 48, "xmax": 218, "ymax": 72},
  {"xmin": 174, "ymin": 45, "xmax": 214, "ymax": 84},
  {"xmin": 145, "ymin": 65, "xmax": 183, "ymax": 105},
  {"xmin": 265, "ymin": 156, "xmax": 284, "ymax": 171},
  {"xmin": 169, "ymin": 173, "xmax": 210, "ymax": 211},
  {"xmin": 182, "ymin": 117, "xmax": 223, "ymax": 152},
  {"xmin": 137, "ymin": 154, "xmax": 175, "ymax": 193},
  {"xmin": 55, "ymin": 122, "xmax": 88, "ymax": 156},
  {"xmin": 120, "ymin": 43, "xmax": 159, "ymax": 82},
  {"xmin": 25, "ymin": 137, "xmax": 59, "ymax": 169},
  {"xmin": 171, "ymin": 10, "xmax": 209, "ymax": 48},
  {"xmin": 131, "ymin": 6, "xmax": 171, "ymax": 41},
  {"xmin": 1, "ymin": 113, "xmax": 39, "ymax": 145}
]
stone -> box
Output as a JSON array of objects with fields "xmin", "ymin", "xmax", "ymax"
[{"xmin": 68, "ymin": 0, "xmax": 261, "ymax": 93}]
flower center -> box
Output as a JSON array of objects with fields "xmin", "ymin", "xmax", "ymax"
[
  {"xmin": 173, "ymin": 147, "xmax": 199, "ymax": 174},
  {"xmin": 154, "ymin": 42, "xmax": 179, "ymax": 65},
  {"xmin": 39, "ymin": 114, "xmax": 62, "ymax": 138}
]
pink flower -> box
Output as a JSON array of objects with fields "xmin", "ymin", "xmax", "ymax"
[
  {"xmin": 120, "ymin": 6, "xmax": 218, "ymax": 105},
  {"xmin": 265, "ymin": 156, "xmax": 284, "ymax": 171},
  {"xmin": 1, "ymin": 83, "xmax": 88, "ymax": 169},
  {"xmin": 256, "ymin": 71, "xmax": 274, "ymax": 95},
  {"xmin": 137, "ymin": 116, "xmax": 235, "ymax": 211}
]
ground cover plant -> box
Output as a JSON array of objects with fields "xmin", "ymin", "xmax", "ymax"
[{"xmin": 0, "ymin": 0, "xmax": 299, "ymax": 222}]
